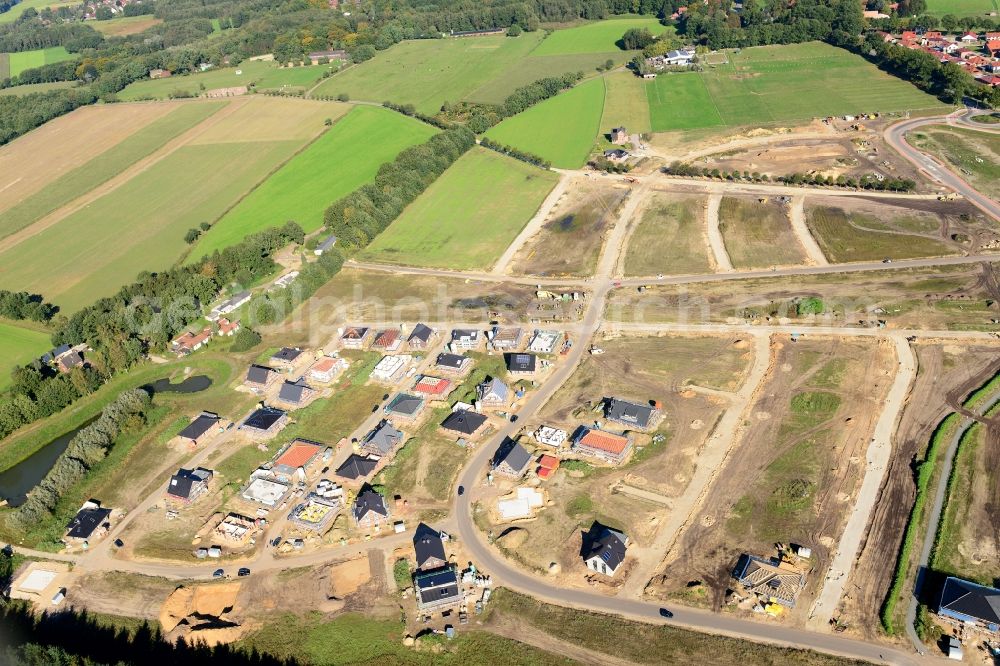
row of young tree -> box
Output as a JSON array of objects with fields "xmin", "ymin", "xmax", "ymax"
[
  {"xmin": 479, "ymin": 136, "xmax": 552, "ymax": 168},
  {"xmin": 9, "ymin": 388, "xmax": 151, "ymax": 530},
  {"xmin": 0, "ymin": 290, "xmax": 56, "ymax": 322},
  {"xmin": 663, "ymin": 161, "xmax": 916, "ymax": 191},
  {"xmin": 461, "ymin": 71, "xmax": 582, "ymax": 133},
  {"xmin": 323, "ymin": 127, "xmax": 477, "ymax": 248}
]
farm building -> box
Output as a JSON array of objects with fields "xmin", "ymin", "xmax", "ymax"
[
  {"xmin": 476, "ymin": 377, "xmax": 509, "ymax": 407},
  {"xmin": 340, "ymin": 326, "xmax": 372, "ymax": 349},
  {"xmin": 603, "ymin": 149, "xmax": 630, "ymax": 164},
  {"xmin": 413, "ymin": 523, "xmax": 448, "ymax": 570},
  {"xmin": 414, "ymin": 565, "xmax": 461, "ymax": 610},
  {"xmin": 245, "ymin": 364, "xmax": 279, "ymax": 390},
  {"xmin": 385, "ymin": 393, "xmax": 425, "ymax": 421},
  {"xmin": 166, "ymin": 468, "xmax": 213, "ymax": 503},
  {"xmin": 353, "ymin": 486, "xmax": 390, "ymax": 529},
  {"xmin": 604, "ymin": 397, "xmax": 659, "ymax": 430},
  {"xmin": 732, "ymin": 554, "xmax": 805, "ymax": 608},
  {"xmin": 309, "ymin": 355, "xmax": 348, "ymax": 383},
  {"xmin": 583, "ymin": 526, "xmax": 629, "ymax": 577},
  {"xmin": 441, "ymin": 409, "xmax": 487, "ymax": 437},
  {"xmin": 360, "ymin": 420, "xmax": 404, "ymax": 457},
  {"xmin": 489, "ymin": 326, "xmax": 523, "ymax": 350},
  {"xmin": 208, "ymin": 291, "xmax": 250, "ymax": 321},
  {"xmin": 938, "ymin": 577, "xmax": 1000, "ymax": 631},
  {"xmin": 412, "ymin": 375, "xmax": 452, "ymax": 397},
  {"xmin": 307, "ymin": 49, "xmax": 348, "ymax": 64},
  {"xmin": 277, "ymin": 377, "xmax": 316, "ymax": 407},
  {"xmin": 372, "ymin": 329, "xmax": 402, "ymax": 352},
  {"xmin": 239, "ymin": 407, "xmax": 288, "ymax": 439},
  {"xmin": 450, "ymin": 329, "xmax": 480, "ymax": 350},
  {"xmin": 572, "ymin": 427, "xmax": 632, "ymax": 465},
  {"xmin": 177, "ymin": 411, "xmax": 221, "ymax": 446},
  {"xmin": 505, "ymin": 352, "xmax": 537, "ymax": 375},
  {"xmin": 336, "ymin": 453, "xmax": 379, "ymax": 480},
  {"xmin": 407, "ymin": 323, "xmax": 435, "ymax": 349},
  {"xmin": 435, "ymin": 353, "xmax": 471, "ymax": 374},
  {"xmin": 492, "ymin": 438, "xmax": 531, "ymax": 478}
]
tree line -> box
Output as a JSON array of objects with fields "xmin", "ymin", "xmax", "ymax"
[
  {"xmin": 679, "ymin": 0, "xmax": 864, "ymax": 49},
  {"xmin": 479, "ymin": 136, "xmax": 552, "ymax": 168},
  {"xmin": 8, "ymin": 387, "xmax": 151, "ymax": 530},
  {"xmin": 663, "ymin": 161, "xmax": 916, "ymax": 191},
  {"xmin": 451, "ymin": 71, "xmax": 582, "ymax": 133},
  {"xmin": 0, "ymin": 290, "xmax": 56, "ymax": 322},
  {"xmin": 324, "ymin": 127, "xmax": 477, "ymax": 248}
]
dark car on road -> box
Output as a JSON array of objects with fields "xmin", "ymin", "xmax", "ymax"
[
  {"xmin": 238, "ymin": 567, "xmax": 251, "ymax": 577},
  {"xmin": 659, "ymin": 608, "xmax": 673, "ymax": 618},
  {"xmin": 213, "ymin": 569, "xmax": 225, "ymax": 578}
]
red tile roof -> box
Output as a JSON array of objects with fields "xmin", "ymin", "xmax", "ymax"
[
  {"xmin": 538, "ymin": 454, "xmax": 560, "ymax": 470},
  {"xmin": 311, "ymin": 357, "xmax": 339, "ymax": 373},
  {"xmin": 373, "ymin": 329, "xmax": 400, "ymax": 348},
  {"xmin": 274, "ymin": 442, "xmax": 321, "ymax": 469},
  {"xmin": 578, "ymin": 429, "xmax": 630, "ymax": 455},
  {"xmin": 413, "ymin": 376, "xmax": 451, "ymax": 395},
  {"xmin": 537, "ymin": 466, "xmax": 554, "ymax": 480}
]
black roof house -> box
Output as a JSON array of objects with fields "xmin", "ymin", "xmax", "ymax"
[
  {"xmin": 583, "ymin": 526, "xmax": 628, "ymax": 574},
  {"xmin": 66, "ymin": 506, "xmax": 111, "ymax": 540},
  {"xmin": 278, "ymin": 377, "xmax": 313, "ymax": 405},
  {"xmin": 939, "ymin": 576, "xmax": 1000, "ymax": 627},
  {"xmin": 435, "ymin": 353, "xmax": 468, "ymax": 370},
  {"xmin": 413, "ymin": 523, "xmax": 448, "ymax": 570},
  {"xmin": 492, "ymin": 438, "xmax": 531, "ymax": 476},
  {"xmin": 352, "ymin": 486, "xmax": 389, "ymax": 522},
  {"xmin": 240, "ymin": 406, "xmax": 286, "ymax": 432},
  {"xmin": 408, "ymin": 323, "xmax": 434, "ymax": 346},
  {"xmin": 246, "ymin": 364, "xmax": 277, "ymax": 385},
  {"xmin": 272, "ymin": 347, "xmax": 303, "ymax": 364},
  {"xmin": 440, "ymin": 409, "xmax": 487, "ymax": 436},
  {"xmin": 604, "ymin": 397, "xmax": 655, "ymax": 429},
  {"xmin": 505, "ymin": 352, "xmax": 537, "ymax": 374},
  {"xmin": 177, "ymin": 411, "xmax": 220, "ymax": 442},
  {"xmin": 336, "ymin": 454, "xmax": 378, "ymax": 480}
]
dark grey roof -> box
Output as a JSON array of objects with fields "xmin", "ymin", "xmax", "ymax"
[
  {"xmin": 585, "ymin": 528, "xmax": 628, "ymax": 571},
  {"xmin": 246, "ymin": 364, "xmax": 276, "ymax": 385},
  {"xmin": 42, "ymin": 344, "xmax": 73, "ymax": 363},
  {"xmin": 436, "ymin": 353, "xmax": 467, "ymax": 369},
  {"xmin": 408, "ymin": 323, "xmax": 433, "ymax": 343},
  {"xmin": 505, "ymin": 353, "xmax": 537, "ymax": 373},
  {"xmin": 353, "ymin": 487, "xmax": 388, "ymax": 521},
  {"xmin": 317, "ymin": 235, "xmax": 337, "ymax": 251},
  {"xmin": 60, "ymin": 351, "xmax": 84, "ymax": 368},
  {"xmin": 451, "ymin": 329, "xmax": 478, "ymax": 341},
  {"xmin": 166, "ymin": 468, "xmax": 210, "ymax": 499},
  {"xmin": 605, "ymin": 398, "xmax": 654, "ymax": 429},
  {"xmin": 441, "ymin": 410, "xmax": 487, "ymax": 435},
  {"xmin": 66, "ymin": 507, "xmax": 111, "ymax": 539},
  {"xmin": 386, "ymin": 393, "xmax": 424, "ymax": 416},
  {"xmin": 177, "ymin": 412, "xmax": 220, "ymax": 441},
  {"xmin": 940, "ymin": 577, "xmax": 1000, "ymax": 625},
  {"xmin": 414, "ymin": 566, "xmax": 459, "ymax": 601},
  {"xmin": 278, "ymin": 378, "xmax": 312, "ymax": 404},
  {"xmin": 492, "ymin": 438, "xmax": 531, "ymax": 474},
  {"xmin": 362, "ymin": 420, "xmax": 403, "ymax": 456},
  {"xmin": 336, "ymin": 454, "xmax": 378, "ymax": 480},
  {"xmin": 413, "ymin": 523, "xmax": 447, "ymax": 569},
  {"xmin": 272, "ymin": 347, "xmax": 302, "ymax": 363},
  {"xmin": 241, "ymin": 407, "xmax": 286, "ymax": 431}
]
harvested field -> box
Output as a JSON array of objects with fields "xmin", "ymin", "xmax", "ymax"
[
  {"xmin": 908, "ymin": 125, "xmax": 1000, "ymax": 201},
  {"xmin": 492, "ymin": 334, "xmax": 751, "ymax": 583},
  {"xmin": 647, "ymin": 338, "xmax": 894, "ymax": 620},
  {"xmin": 510, "ymin": 179, "xmax": 626, "ymax": 277},
  {"xmin": 804, "ymin": 196, "xmax": 986, "ymax": 263},
  {"xmin": 623, "ymin": 194, "xmax": 711, "ymax": 276},
  {"xmin": 718, "ymin": 196, "xmax": 807, "ymax": 269},
  {"xmin": 118, "ymin": 60, "xmax": 335, "ymax": 101},
  {"xmin": 606, "ymin": 261, "xmax": 1000, "ymax": 332},
  {"xmin": 186, "ymin": 97, "xmax": 338, "ymax": 143},
  {"xmin": 359, "ymin": 147, "xmax": 559, "ymax": 270},
  {"xmin": 0, "ymin": 102, "xmax": 184, "ymax": 216},
  {"xmin": 839, "ymin": 346, "xmax": 1000, "ymax": 637},
  {"xmin": 91, "ymin": 16, "xmax": 162, "ymax": 36}
]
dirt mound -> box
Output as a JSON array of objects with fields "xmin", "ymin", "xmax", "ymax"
[
  {"xmin": 497, "ymin": 527, "xmax": 528, "ymax": 549},
  {"xmin": 159, "ymin": 582, "xmax": 242, "ymax": 636}
]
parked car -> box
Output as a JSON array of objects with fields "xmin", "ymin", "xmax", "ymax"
[
  {"xmin": 238, "ymin": 567, "xmax": 251, "ymax": 577},
  {"xmin": 457, "ymin": 485, "xmax": 464, "ymax": 496},
  {"xmin": 659, "ymin": 608, "xmax": 673, "ymax": 619},
  {"xmin": 212, "ymin": 569, "xmax": 225, "ymax": 578},
  {"xmin": 113, "ymin": 539, "xmax": 124, "ymax": 548}
]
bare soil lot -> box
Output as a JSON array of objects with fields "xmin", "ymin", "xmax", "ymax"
[
  {"xmin": 0, "ymin": 102, "xmax": 179, "ymax": 214},
  {"xmin": 605, "ymin": 261, "xmax": 1000, "ymax": 332},
  {"xmin": 839, "ymin": 346, "xmax": 1000, "ymax": 638},
  {"xmin": 718, "ymin": 196, "xmax": 807, "ymax": 269},
  {"xmin": 510, "ymin": 180, "xmax": 627, "ymax": 278},
  {"xmin": 804, "ymin": 196, "xmax": 990, "ymax": 263},
  {"xmin": 622, "ymin": 194, "xmax": 713, "ymax": 277},
  {"xmin": 646, "ymin": 337, "xmax": 894, "ymax": 622}
]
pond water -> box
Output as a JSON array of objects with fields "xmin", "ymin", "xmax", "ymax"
[{"xmin": 0, "ymin": 374, "xmax": 213, "ymax": 507}]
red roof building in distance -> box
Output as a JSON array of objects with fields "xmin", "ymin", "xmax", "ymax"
[
  {"xmin": 986, "ymin": 32, "xmax": 1000, "ymax": 41},
  {"xmin": 987, "ymin": 40, "xmax": 1000, "ymax": 56},
  {"xmin": 901, "ymin": 30, "xmax": 918, "ymax": 43},
  {"xmin": 537, "ymin": 454, "xmax": 560, "ymax": 478},
  {"xmin": 217, "ymin": 318, "xmax": 240, "ymax": 336},
  {"xmin": 412, "ymin": 375, "xmax": 452, "ymax": 396},
  {"xmin": 372, "ymin": 328, "xmax": 401, "ymax": 351}
]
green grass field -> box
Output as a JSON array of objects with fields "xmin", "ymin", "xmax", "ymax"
[
  {"xmin": 0, "ymin": 140, "xmax": 302, "ymax": 312},
  {"xmin": 468, "ymin": 52, "xmax": 629, "ymax": 104},
  {"xmin": 312, "ymin": 34, "xmax": 544, "ymax": 114},
  {"xmin": 0, "ymin": 80, "xmax": 76, "ymax": 96},
  {"xmin": 532, "ymin": 17, "xmax": 669, "ymax": 55},
  {"xmin": 648, "ymin": 42, "xmax": 945, "ymax": 132},
  {"xmin": 118, "ymin": 60, "xmax": 336, "ymax": 100},
  {"xmin": 484, "ymin": 77, "xmax": 605, "ymax": 168},
  {"xmin": 193, "ymin": 106, "xmax": 437, "ymax": 258},
  {"xmin": 924, "ymin": 0, "xmax": 997, "ymax": 15},
  {"xmin": 90, "ymin": 16, "xmax": 163, "ymax": 37},
  {"xmin": 0, "ymin": 53, "xmax": 9, "ymax": 79},
  {"xmin": 0, "ymin": 101, "xmax": 225, "ymax": 241},
  {"xmin": 6, "ymin": 46, "xmax": 73, "ymax": 77},
  {"xmin": 602, "ymin": 70, "xmax": 652, "ymax": 134},
  {"xmin": 0, "ymin": 0, "xmax": 77, "ymax": 24},
  {"xmin": 0, "ymin": 321, "xmax": 49, "ymax": 391},
  {"xmin": 359, "ymin": 147, "xmax": 558, "ymax": 269}
]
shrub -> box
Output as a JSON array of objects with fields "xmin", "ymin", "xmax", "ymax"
[{"xmin": 229, "ymin": 327, "xmax": 261, "ymax": 352}]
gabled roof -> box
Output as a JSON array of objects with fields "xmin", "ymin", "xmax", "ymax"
[
  {"xmin": 413, "ymin": 375, "xmax": 451, "ymax": 395},
  {"xmin": 278, "ymin": 377, "xmax": 313, "ymax": 404},
  {"xmin": 585, "ymin": 528, "xmax": 628, "ymax": 571},
  {"xmin": 605, "ymin": 397, "xmax": 654, "ymax": 428},
  {"xmin": 363, "ymin": 420, "xmax": 404, "ymax": 455},
  {"xmin": 246, "ymin": 364, "xmax": 276, "ymax": 385},
  {"xmin": 436, "ymin": 353, "xmax": 468, "ymax": 369},
  {"xmin": 167, "ymin": 468, "xmax": 211, "ymax": 499},
  {"xmin": 493, "ymin": 438, "xmax": 531, "ymax": 474},
  {"xmin": 353, "ymin": 487, "xmax": 388, "ymax": 521},
  {"xmin": 272, "ymin": 347, "xmax": 302, "ymax": 363},
  {"xmin": 441, "ymin": 409, "xmax": 487, "ymax": 435},
  {"xmin": 414, "ymin": 566, "xmax": 459, "ymax": 596},
  {"xmin": 373, "ymin": 329, "xmax": 400, "ymax": 348},
  {"xmin": 940, "ymin": 577, "xmax": 1000, "ymax": 625},
  {"xmin": 477, "ymin": 377, "xmax": 508, "ymax": 402},
  {"xmin": 505, "ymin": 353, "xmax": 537, "ymax": 373},
  {"xmin": 66, "ymin": 507, "xmax": 111, "ymax": 539},
  {"xmin": 575, "ymin": 427, "xmax": 630, "ymax": 455},
  {"xmin": 274, "ymin": 440, "xmax": 322, "ymax": 470},
  {"xmin": 408, "ymin": 323, "xmax": 433, "ymax": 343},
  {"xmin": 177, "ymin": 411, "xmax": 220, "ymax": 441},
  {"xmin": 413, "ymin": 523, "xmax": 447, "ymax": 569},
  {"xmin": 451, "ymin": 328, "xmax": 478, "ymax": 341},
  {"xmin": 317, "ymin": 235, "xmax": 337, "ymax": 251},
  {"xmin": 336, "ymin": 454, "xmax": 378, "ymax": 480}
]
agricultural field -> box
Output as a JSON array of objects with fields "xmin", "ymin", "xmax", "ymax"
[
  {"xmin": 0, "ymin": 0, "xmax": 76, "ymax": 24},
  {"xmin": 908, "ymin": 125, "xmax": 1000, "ymax": 201},
  {"xmin": 804, "ymin": 196, "xmax": 978, "ymax": 263},
  {"xmin": 2, "ymin": 46, "xmax": 73, "ymax": 78},
  {"xmin": 718, "ymin": 196, "xmax": 807, "ymax": 269},
  {"xmin": 90, "ymin": 16, "xmax": 163, "ymax": 36},
  {"xmin": 0, "ymin": 101, "xmax": 225, "ymax": 240},
  {"xmin": 468, "ymin": 52, "xmax": 629, "ymax": 105},
  {"xmin": 601, "ymin": 70, "xmax": 651, "ymax": 135},
  {"xmin": 510, "ymin": 178, "xmax": 625, "ymax": 277},
  {"xmin": 647, "ymin": 42, "xmax": 945, "ymax": 132},
  {"xmin": 531, "ymin": 17, "xmax": 669, "ymax": 56},
  {"xmin": 648, "ymin": 337, "xmax": 893, "ymax": 618},
  {"xmin": 0, "ymin": 97, "xmax": 336, "ymax": 312},
  {"xmin": 604, "ymin": 261, "xmax": 1000, "ymax": 331},
  {"xmin": 484, "ymin": 77, "xmax": 605, "ymax": 168},
  {"xmin": 118, "ymin": 59, "xmax": 336, "ymax": 100},
  {"xmin": 0, "ymin": 321, "xmax": 50, "ymax": 391},
  {"xmin": 0, "ymin": 101, "xmax": 191, "ymax": 219},
  {"xmin": 622, "ymin": 194, "xmax": 711, "ymax": 276},
  {"xmin": 312, "ymin": 34, "xmax": 543, "ymax": 114},
  {"xmin": 193, "ymin": 105, "xmax": 435, "ymax": 258},
  {"xmin": 494, "ymin": 333, "xmax": 750, "ymax": 581},
  {"xmin": 0, "ymin": 80, "xmax": 76, "ymax": 96},
  {"xmin": 924, "ymin": 0, "xmax": 998, "ymax": 15},
  {"xmin": 359, "ymin": 147, "xmax": 558, "ymax": 270}
]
